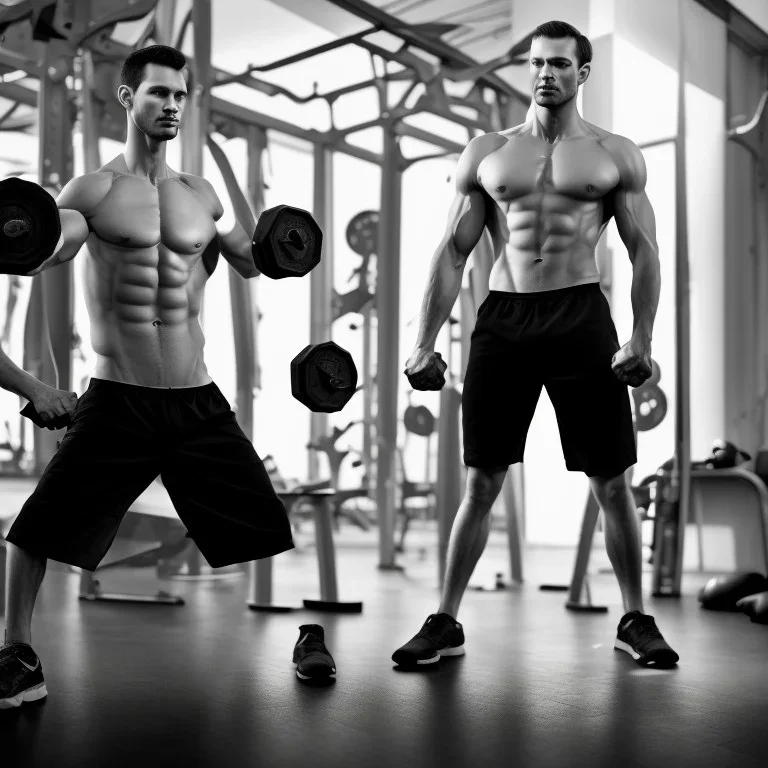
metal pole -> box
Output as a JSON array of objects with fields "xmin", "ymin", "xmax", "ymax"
[
  {"xmin": 180, "ymin": 0, "xmax": 211, "ymax": 178},
  {"xmin": 153, "ymin": 0, "xmax": 177, "ymax": 46},
  {"xmin": 227, "ymin": 129, "xmax": 265, "ymax": 442},
  {"xmin": 376, "ymin": 126, "xmax": 402, "ymax": 568},
  {"xmin": 179, "ymin": 0, "xmax": 211, "ymax": 576},
  {"xmin": 246, "ymin": 125, "xmax": 265, "ymax": 394},
  {"xmin": 669, "ymin": 0, "xmax": 692, "ymax": 597},
  {"xmin": 502, "ymin": 468, "xmax": 523, "ymax": 584},
  {"xmin": 77, "ymin": 50, "xmax": 102, "ymax": 173},
  {"xmin": 34, "ymin": 38, "xmax": 75, "ymax": 472},
  {"xmin": 308, "ymin": 143, "xmax": 335, "ymax": 481},
  {"xmin": 362, "ymin": 302, "xmax": 373, "ymax": 483},
  {"xmin": 244, "ymin": 127, "xmax": 272, "ymax": 605}
]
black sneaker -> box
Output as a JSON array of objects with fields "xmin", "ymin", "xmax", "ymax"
[
  {"xmin": 614, "ymin": 611, "xmax": 679, "ymax": 668},
  {"xmin": 392, "ymin": 613, "xmax": 465, "ymax": 667},
  {"xmin": 292, "ymin": 624, "xmax": 336, "ymax": 680},
  {"xmin": 0, "ymin": 642, "xmax": 47, "ymax": 710}
]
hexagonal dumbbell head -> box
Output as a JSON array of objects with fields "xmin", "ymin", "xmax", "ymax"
[
  {"xmin": 290, "ymin": 341, "xmax": 358, "ymax": 413},
  {"xmin": 0, "ymin": 178, "xmax": 61, "ymax": 275},
  {"xmin": 252, "ymin": 204, "xmax": 323, "ymax": 279}
]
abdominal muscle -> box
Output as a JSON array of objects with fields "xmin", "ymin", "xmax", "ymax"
[
  {"xmin": 84, "ymin": 240, "xmax": 211, "ymax": 389},
  {"xmin": 488, "ymin": 193, "xmax": 604, "ymax": 294}
]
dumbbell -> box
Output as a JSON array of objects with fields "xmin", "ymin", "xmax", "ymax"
[
  {"xmin": 251, "ymin": 204, "xmax": 323, "ymax": 279},
  {"xmin": 291, "ymin": 341, "xmax": 358, "ymax": 413},
  {"xmin": 0, "ymin": 178, "xmax": 61, "ymax": 275}
]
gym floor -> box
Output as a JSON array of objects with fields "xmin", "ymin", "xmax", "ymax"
[{"xmin": 2, "ymin": 521, "xmax": 767, "ymax": 768}]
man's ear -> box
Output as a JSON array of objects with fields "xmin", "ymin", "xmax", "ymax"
[
  {"xmin": 578, "ymin": 63, "xmax": 591, "ymax": 86},
  {"xmin": 117, "ymin": 84, "xmax": 133, "ymax": 110}
]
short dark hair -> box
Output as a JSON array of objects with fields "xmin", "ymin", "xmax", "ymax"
[
  {"xmin": 532, "ymin": 21, "xmax": 592, "ymax": 68},
  {"xmin": 120, "ymin": 45, "xmax": 187, "ymax": 92}
]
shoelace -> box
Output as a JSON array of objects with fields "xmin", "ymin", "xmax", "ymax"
[
  {"xmin": 418, "ymin": 615, "xmax": 454, "ymax": 640},
  {"xmin": 630, "ymin": 617, "xmax": 664, "ymax": 645},
  {"xmin": 298, "ymin": 636, "xmax": 330, "ymax": 655}
]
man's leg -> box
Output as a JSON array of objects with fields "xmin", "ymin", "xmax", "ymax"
[
  {"xmin": 160, "ymin": 404, "xmax": 295, "ymax": 568},
  {"xmin": 438, "ymin": 467, "xmax": 507, "ymax": 619},
  {"xmin": 590, "ymin": 471, "xmax": 645, "ymax": 615},
  {"xmin": 3, "ymin": 543, "xmax": 47, "ymax": 646}
]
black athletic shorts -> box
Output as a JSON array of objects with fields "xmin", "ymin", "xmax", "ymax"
[
  {"xmin": 462, "ymin": 283, "xmax": 637, "ymax": 478},
  {"xmin": 5, "ymin": 378, "xmax": 295, "ymax": 571}
]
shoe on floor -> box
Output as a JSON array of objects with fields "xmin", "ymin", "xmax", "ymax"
[
  {"xmin": 292, "ymin": 625, "xmax": 336, "ymax": 680},
  {"xmin": 392, "ymin": 613, "xmax": 465, "ymax": 667},
  {"xmin": 614, "ymin": 611, "xmax": 679, "ymax": 667},
  {"xmin": 0, "ymin": 642, "xmax": 47, "ymax": 710}
]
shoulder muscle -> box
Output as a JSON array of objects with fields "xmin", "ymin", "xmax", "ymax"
[
  {"xmin": 602, "ymin": 134, "xmax": 647, "ymax": 193},
  {"xmin": 455, "ymin": 133, "xmax": 507, "ymax": 195},
  {"xmin": 180, "ymin": 174, "xmax": 224, "ymax": 221},
  {"xmin": 56, "ymin": 172, "xmax": 113, "ymax": 215}
]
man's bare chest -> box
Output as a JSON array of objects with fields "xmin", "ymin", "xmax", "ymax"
[
  {"xmin": 478, "ymin": 138, "xmax": 621, "ymax": 205},
  {"xmin": 87, "ymin": 176, "xmax": 216, "ymax": 254}
]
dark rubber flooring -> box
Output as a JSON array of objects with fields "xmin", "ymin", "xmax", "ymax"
[{"xmin": 2, "ymin": 522, "xmax": 767, "ymax": 768}]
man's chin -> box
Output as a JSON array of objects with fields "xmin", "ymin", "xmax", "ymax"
[
  {"xmin": 147, "ymin": 128, "xmax": 177, "ymax": 141},
  {"xmin": 534, "ymin": 93, "xmax": 564, "ymax": 107}
]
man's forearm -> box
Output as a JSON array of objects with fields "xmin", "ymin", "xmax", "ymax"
[
  {"xmin": 415, "ymin": 239, "xmax": 466, "ymax": 350},
  {"xmin": 0, "ymin": 348, "xmax": 45, "ymax": 400},
  {"xmin": 630, "ymin": 248, "xmax": 661, "ymax": 344}
]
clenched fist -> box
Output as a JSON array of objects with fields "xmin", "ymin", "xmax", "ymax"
[
  {"xmin": 404, "ymin": 349, "xmax": 447, "ymax": 391},
  {"xmin": 611, "ymin": 339, "xmax": 653, "ymax": 389},
  {"xmin": 27, "ymin": 384, "xmax": 78, "ymax": 430}
]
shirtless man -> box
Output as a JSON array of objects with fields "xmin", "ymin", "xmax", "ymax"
[
  {"xmin": 394, "ymin": 21, "xmax": 679, "ymax": 669},
  {"xmin": 0, "ymin": 45, "xmax": 294, "ymax": 709}
]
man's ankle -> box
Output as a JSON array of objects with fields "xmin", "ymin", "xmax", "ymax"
[{"xmin": 4, "ymin": 629, "xmax": 32, "ymax": 646}]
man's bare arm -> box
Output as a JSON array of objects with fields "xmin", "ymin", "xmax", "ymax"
[
  {"xmin": 610, "ymin": 137, "xmax": 661, "ymax": 345},
  {"xmin": 26, "ymin": 209, "xmax": 89, "ymax": 275},
  {"xmin": 220, "ymin": 220, "xmax": 259, "ymax": 279},
  {"xmin": 414, "ymin": 133, "xmax": 506, "ymax": 351},
  {"xmin": 415, "ymin": 191, "xmax": 487, "ymax": 350},
  {"xmin": 0, "ymin": 345, "xmax": 48, "ymax": 400},
  {"xmin": 189, "ymin": 175, "xmax": 259, "ymax": 280},
  {"xmin": 26, "ymin": 177, "xmax": 97, "ymax": 276}
]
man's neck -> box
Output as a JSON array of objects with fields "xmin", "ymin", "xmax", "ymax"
[
  {"xmin": 531, "ymin": 101, "xmax": 583, "ymax": 143},
  {"xmin": 123, "ymin": 127, "xmax": 169, "ymax": 184}
]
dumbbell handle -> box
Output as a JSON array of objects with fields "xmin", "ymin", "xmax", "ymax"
[{"xmin": 278, "ymin": 229, "xmax": 305, "ymax": 251}]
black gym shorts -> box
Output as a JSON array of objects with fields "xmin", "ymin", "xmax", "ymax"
[
  {"xmin": 462, "ymin": 282, "xmax": 637, "ymax": 478},
  {"xmin": 5, "ymin": 378, "xmax": 295, "ymax": 571}
]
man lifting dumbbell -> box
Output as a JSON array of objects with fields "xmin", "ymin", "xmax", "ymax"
[
  {"xmin": 394, "ymin": 21, "xmax": 679, "ymax": 669},
  {"xmin": 0, "ymin": 44, "xmax": 325, "ymax": 709}
]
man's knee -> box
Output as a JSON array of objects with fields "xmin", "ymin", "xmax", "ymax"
[
  {"xmin": 465, "ymin": 466, "xmax": 507, "ymax": 511},
  {"xmin": 590, "ymin": 472, "xmax": 631, "ymax": 509}
]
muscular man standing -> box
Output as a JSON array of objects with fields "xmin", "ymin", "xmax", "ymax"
[
  {"xmin": 394, "ymin": 21, "xmax": 679, "ymax": 668},
  {"xmin": 0, "ymin": 45, "xmax": 294, "ymax": 709}
]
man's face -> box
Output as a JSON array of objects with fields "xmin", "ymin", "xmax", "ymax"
[
  {"xmin": 529, "ymin": 37, "xmax": 588, "ymax": 108},
  {"xmin": 127, "ymin": 63, "xmax": 188, "ymax": 141}
]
